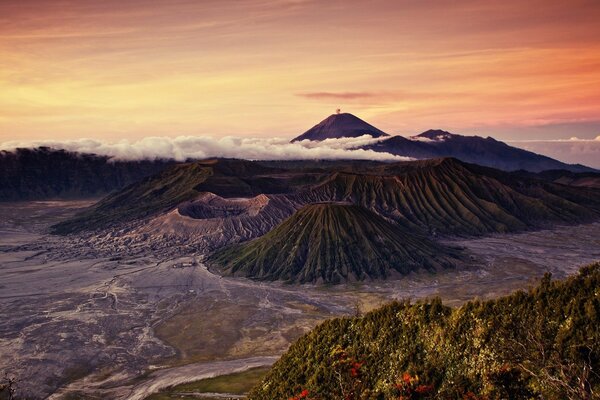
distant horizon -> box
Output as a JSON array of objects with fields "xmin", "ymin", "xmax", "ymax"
[
  {"xmin": 2, "ymin": 0, "xmax": 600, "ymax": 145},
  {"xmin": 2, "ymin": 114, "xmax": 599, "ymax": 168}
]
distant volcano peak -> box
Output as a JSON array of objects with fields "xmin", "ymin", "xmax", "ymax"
[
  {"xmin": 414, "ymin": 129, "xmax": 455, "ymax": 141},
  {"xmin": 291, "ymin": 112, "xmax": 389, "ymax": 142}
]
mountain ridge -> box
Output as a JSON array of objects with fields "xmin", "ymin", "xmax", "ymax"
[
  {"xmin": 51, "ymin": 158, "xmax": 600, "ymax": 237},
  {"xmin": 364, "ymin": 130, "xmax": 595, "ymax": 172},
  {"xmin": 0, "ymin": 147, "xmax": 174, "ymax": 201},
  {"xmin": 290, "ymin": 113, "xmax": 594, "ymax": 172},
  {"xmin": 208, "ymin": 203, "xmax": 463, "ymax": 283}
]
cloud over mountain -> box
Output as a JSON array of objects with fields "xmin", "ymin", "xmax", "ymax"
[{"xmin": 0, "ymin": 135, "xmax": 402, "ymax": 162}]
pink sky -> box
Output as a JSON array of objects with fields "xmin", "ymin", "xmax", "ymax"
[{"xmin": 1, "ymin": 0, "xmax": 600, "ymax": 145}]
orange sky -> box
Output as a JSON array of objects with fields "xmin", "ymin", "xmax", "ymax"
[{"xmin": 1, "ymin": 0, "xmax": 600, "ymax": 142}]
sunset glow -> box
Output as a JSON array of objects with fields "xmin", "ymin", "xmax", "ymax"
[{"xmin": 1, "ymin": 0, "xmax": 600, "ymax": 142}]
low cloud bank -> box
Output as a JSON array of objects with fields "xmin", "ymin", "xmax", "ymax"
[
  {"xmin": 0, "ymin": 135, "xmax": 407, "ymax": 162},
  {"xmin": 508, "ymin": 136, "xmax": 600, "ymax": 169}
]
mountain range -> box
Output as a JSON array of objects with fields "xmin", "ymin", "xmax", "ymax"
[
  {"xmin": 51, "ymin": 157, "xmax": 600, "ymax": 282},
  {"xmin": 5, "ymin": 113, "xmax": 600, "ymax": 283},
  {"xmin": 2, "ymin": 113, "xmax": 597, "ymax": 205},
  {"xmin": 292, "ymin": 113, "xmax": 594, "ymax": 173}
]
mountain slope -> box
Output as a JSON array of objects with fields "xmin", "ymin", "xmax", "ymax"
[
  {"xmin": 0, "ymin": 147, "xmax": 173, "ymax": 201},
  {"xmin": 209, "ymin": 203, "xmax": 462, "ymax": 283},
  {"xmin": 294, "ymin": 158, "xmax": 600, "ymax": 236},
  {"xmin": 291, "ymin": 113, "xmax": 389, "ymax": 142},
  {"xmin": 364, "ymin": 129, "xmax": 595, "ymax": 172},
  {"xmin": 515, "ymin": 169, "xmax": 600, "ymax": 189},
  {"xmin": 51, "ymin": 162, "xmax": 212, "ymax": 234},
  {"xmin": 249, "ymin": 263, "xmax": 600, "ymax": 399},
  {"xmin": 52, "ymin": 158, "xmax": 600, "ymax": 239}
]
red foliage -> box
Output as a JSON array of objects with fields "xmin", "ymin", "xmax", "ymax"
[
  {"xmin": 414, "ymin": 385, "xmax": 433, "ymax": 394},
  {"xmin": 394, "ymin": 372, "xmax": 433, "ymax": 399},
  {"xmin": 289, "ymin": 388, "xmax": 309, "ymax": 400}
]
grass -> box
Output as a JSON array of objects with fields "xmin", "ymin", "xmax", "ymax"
[
  {"xmin": 145, "ymin": 367, "xmax": 270, "ymax": 400},
  {"xmin": 154, "ymin": 298, "xmax": 322, "ymax": 366},
  {"xmin": 154, "ymin": 300, "xmax": 256, "ymax": 364}
]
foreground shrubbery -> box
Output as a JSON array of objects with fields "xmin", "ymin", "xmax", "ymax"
[{"xmin": 249, "ymin": 263, "xmax": 600, "ymax": 399}]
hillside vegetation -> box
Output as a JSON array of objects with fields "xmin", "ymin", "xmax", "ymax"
[
  {"xmin": 299, "ymin": 158, "xmax": 600, "ymax": 236},
  {"xmin": 51, "ymin": 162, "xmax": 211, "ymax": 234},
  {"xmin": 209, "ymin": 203, "xmax": 462, "ymax": 283},
  {"xmin": 249, "ymin": 263, "xmax": 600, "ymax": 399},
  {"xmin": 51, "ymin": 158, "xmax": 600, "ymax": 238}
]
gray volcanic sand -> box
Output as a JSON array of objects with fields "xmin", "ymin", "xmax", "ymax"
[{"xmin": 0, "ymin": 201, "xmax": 598, "ymax": 399}]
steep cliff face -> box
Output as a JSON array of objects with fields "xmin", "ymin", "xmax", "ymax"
[
  {"xmin": 0, "ymin": 147, "xmax": 173, "ymax": 201},
  {"xmin": 295, "ymin": 158, "xmax": 600, "ymax": 235}
]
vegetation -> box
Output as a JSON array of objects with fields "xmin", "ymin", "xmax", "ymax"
[
  {"xmin": 210, "ymin": 203, "xmax": 462, "ymax": 283},
  {"xmin": 145, "ymin": 367, "xmax": 270, "ymax": 400},
  {"xmin": 51, "ymin": 158, "xmax": 600, "ymax": 238},
  {"xmin": 51, "ymin": 162, "xmax": 211, "ymax": 233},
  {"xmin": 303, "ymin": 158, "xmax": 600, "ymax": 236},
  {"xmin": 249, "ymin": 263, "xmax": 600, "ymax": 399}
]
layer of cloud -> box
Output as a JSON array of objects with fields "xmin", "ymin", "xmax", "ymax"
[
  {"xmin": 508, "ymin": 137, "xmax": 600, "ymax": 169},
  {"xmin": 0, "ymin": 135, "xmax": 405, "ymax": 162}
]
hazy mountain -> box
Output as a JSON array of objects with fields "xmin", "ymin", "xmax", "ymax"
[
  {"xmin": 4, "ymin": 120, "xmax": 595, "ymax": 205},
  {"xmin": 364, "ymin": 129, "xmax": 595, "ymax": 172},
  {"xmin": 289, "ymin": 113, "xmax": 594, "ymax": 172},
  {"xmin": 209, "ymin": 203, "xmax": 462, "ymax": 283},
  {"xmin": 0, "ymin": 147, "xmax": 173, "ymax": 201},
  {"xmin": 291, "ymin": 113, "xmax": 389, "ymax": 142}
]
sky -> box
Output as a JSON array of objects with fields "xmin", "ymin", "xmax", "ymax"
[{"xmin": 1, "ymin": 0, "xmax": 600, "ymax": 165}]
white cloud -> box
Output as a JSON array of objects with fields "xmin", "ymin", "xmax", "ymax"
[
  {"xmin": 0, "ymin": 134, "xmax": 404, "ymax": 162},
  {"xmin": 508, "ymin": 137, "xmax": 600, "ymax": 169}
]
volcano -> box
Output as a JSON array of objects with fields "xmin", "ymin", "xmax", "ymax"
[
  {"xmin": 208, "ymin": 203, "xmax": 462, "ymax": 284},
  {"xmin": 291, "ymin": 113, "xmax": 389, "ymax": 142},
  {"xmin": 363, "ymin": 129, "xmax": 596, "ymax": 172}
]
